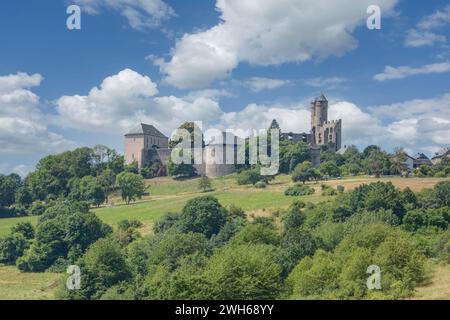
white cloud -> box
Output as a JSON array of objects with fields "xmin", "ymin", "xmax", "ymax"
[
  {"xmin": 55, "ymin": 69, "xmax": 223, "ymax": 135},
  {"xmin": 245, "ymin": 77, "xmax": 290, "ymax": 92},
  {"xmin": 0, "ymin": 72, "xmax": 74, "ymax": 155},
  {"xmin": 404, "ymin": 29, "xmax": 446, "ymax": 48},
  {"xmin": 74, "ymin": 0, "xmax": 175, "ymax": 30},
  {"xmin": 157, "ymin": 0, "xmax": 399, "ymax": 88},
  {"xmin": 54, "ymin": 69, "xmax": 449, "ymax": 156},
  {"xmin": 373, "ymin": 61, "xmax": 450, "ymax": 81},
  {"xmin": 405, "ymin": 5, "xmax": 450, "ymax": 47},
  {"xmin": 0, "ymin": 72, "xmax": 43, "ymax": 93},
  {"xmin": 303, "ymin": 77, "xmax": 348, "ymax": 89}
]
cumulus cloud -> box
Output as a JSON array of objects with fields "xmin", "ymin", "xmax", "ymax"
[
  {"xmin": 54, "ymin": 69, "xmax": 449, "ymax": 156},
  {"xmin": 373, "ymin": 61, "xmax": 450, "ymax": 81},
  {"xmin": 156, "ymin": 0, "xmax": 399, "ymax": 88},
  {"xmin": 0, "ymin": 72, "xmax": 74, "ymax": 156},
  {"xmin": 405, "ymin": 5, "xmax": 450, "ymax": 47},
  {"xmin": 73, "ymin": 0, "xmax": 175, "ymax": 30},
  {"xmin": 55, "ymin": 69, "xmax": 223, "ymax": 135},
  {"xmin": 303, "ymin": 77, "xmax": 348, "ymax": 89},
  {"xmin": 245, "ymin": 77, "xmax": 290, "ymax": 92}
]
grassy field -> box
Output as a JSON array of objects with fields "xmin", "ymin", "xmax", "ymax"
[
  {"xmin": 0, "ymin": 266, "xmax": 61, "ymax": 300},
  {"xmin": 0, "ymin": 175, "xmax": 448, "ymax": 237},
  {"xmin": 412, "ymin": 262, "xmax": 450, "ymax": 300}
]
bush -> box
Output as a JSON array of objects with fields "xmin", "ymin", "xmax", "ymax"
[
  {"xmin": 337, "ymin": 185, "xmax": 345, "ymax": 193},
  {"xmin": 11, "ymin": 222, "xmax": 35, "ymax": 240},
  {"xmin": 179, "ymin": 196, "xmax": 227, "ymax": 238},
  {"xmin": 236, "ymin": 169, "xmax": 266, "ymax": 186},
  {"xmin": 59, "ymin": 238, "xmax": 131, "ymax": 300},
  {"xmin": 30, "ymin": 201, "xmax": 47, "ymax": 216},
  {"xmin": 320, "ymin": 184, "xmax": 337, "ymax": 196},
  {"xmin": 0, "ymin": 234, "xmax": 29, "ymax": 265},
  {"xmin": 284, "ymin": 184, "xmax": 315, "ymax": 196},
  {"xmin": 198, "ymin": 244, "xmax": 282, "ymax": 299},
  {"xmin": 254, "ymin": 181, "xmax": 267, "ymax": 188}
]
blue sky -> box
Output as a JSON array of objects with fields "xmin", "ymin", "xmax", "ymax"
[{"xmin": 0, "ymin": 0, "xmax": 449, "ymax": 176}]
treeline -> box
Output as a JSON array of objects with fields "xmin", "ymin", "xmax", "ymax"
[
  {"xmin": 0, "ymin": 146, "xmax": 147, "ymax": 217},
  {"xmin": 2, "ymin": 180, "xmax": 447, "ymax": 300}
]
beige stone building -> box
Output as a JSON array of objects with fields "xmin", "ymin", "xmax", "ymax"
[
  {"xmin": 124, "ymin": 123, "xmax": 169, "ymax": 169},
  {"xmin": 310, "ymin": 93, "xmax": 342, "ymax": 152}
]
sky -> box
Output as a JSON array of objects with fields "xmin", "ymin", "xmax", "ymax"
[{"xmin": 0, "ymin": 0, "xmax": 450, "ymax": 176}]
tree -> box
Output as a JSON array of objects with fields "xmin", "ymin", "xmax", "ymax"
[
  {"xmin": 0, "ymin": 233, "xmax": 29, "ymax": 265},
  {"xmin": 79, "ymin": 176, "xmax": 106, "ymax": 207},
  {"xmin": 60, "ymin": 238, "xmax": 131, "ymax": 300},
  {"xmin": 319, "ymin": 161, "xmax": 341, "ymax": 177},
  {"xmin": 168, "ymin": 157, "xmax": 197, "ymax": 178},
  {"xmin": 15, "ymin": 186, "xmax": 33, "ymax": 207},
  {"xmin": 115, "ymin": 172, "xmax": 145, "ymax": 205},
  {"xmin": 434, "ymin": 181, "xmax": 450, "ymax": 207},
  {"xmin": 291, "ymin": 161, "xmax": 313, "ymax": 184},
  {"xmin": 364, "ymin": 149, "xmax": 391, "ymax": 177},
  {"xmin": 179, "ymin": 196, "xmax": 227, "ymax": 238},
  {"xmin": 198, "ymin": 244, "xmax": 282, "ymax": 299},
  {"xmin": 390, "ymin": 148, "xmax": 409, "ymax": 175},
  {"xmin": 0, "ymin": 174, "xmax": 21, "ymax": 207},
  {"xmin": 97, "ymin": 168, "xmax": 116, "ymax": 204},
  {"xmin": 279, "ymin": 141, "xmax": 310, "ymax": 174},
  {"xmin": 198, "ymin": 175, "xmax": 212, "ymax": 192},
  {"xmin": 11, "ymin": 222, "xmax": 35, "ymax": 240}
]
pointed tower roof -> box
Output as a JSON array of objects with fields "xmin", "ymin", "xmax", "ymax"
[
  {"xmin": 125, "ymin": 123, "xmax": 167, "ymax": 138},
  {"xmin": 316, "ymin": 92, "xmax": 327, "ymax": 102}
]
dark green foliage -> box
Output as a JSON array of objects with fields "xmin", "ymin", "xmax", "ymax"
[
  {"xmin": 282, "ymin": 201, "xmax": 306, "ymax": 232},
  {"xmin": 279, "ymin": 228, "xmax": 318, "ymax": 275},
  {"xmin": 231, "ymin": 224, "xmax": 280, "ymax": 246},
  {"xmin": 236, "ymin": 168, "xmax": 268, "ymax": 186},
  {"xmin": 147, "ymin": 231, "xmax": 210, "ymax": 272},
  {"xmin": 11, "ymin": 222, "xmax": 35, "ymax": 240},
  {"xmin": 279, "ymin": 141, "xmax": 310, "ymax": 174},
  {"xmin": 17, "ymin": 209, "xmax": 111, "ymax": 272},
  {"xmin": 59, "ymin": 238, "xmax": 131, "ymax": 300},
  {"xmin": 153, "ymin": 212, "xmax": 181, "ymax": 234},
  {"xmin": 0, "ymin": 233, "xmax": 29, "ymax": 265},
  {"xmin": 284, "ymin": 184, "xmax": 315, "ymax": 196},
  {"xmin": 0, "ymin": 173, "xmax": 21, "ymax": 207},
  {"xmin": 403, "ymin": 207, "xmax": 449, "ymax": 232},
  {"xmin": 179, "ymin": 196, "xmax": 227, "ymax": 238}
]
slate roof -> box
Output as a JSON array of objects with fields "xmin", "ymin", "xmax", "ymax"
[
  {"xmin": 315, "ymin": 93, "xmax": 328, "ymax": 102},
  {"xmin": 125, "ymin": 123, "xmax": 168, "ymax": 138}
]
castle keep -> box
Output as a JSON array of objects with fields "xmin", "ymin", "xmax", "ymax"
[{"xmin": 310, "ymin": 94, "xmax": 342, "ymax": 152}]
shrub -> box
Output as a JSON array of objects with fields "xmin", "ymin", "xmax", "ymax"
[
  {"xmin": 254, "ymin": 181, "xmax": 267, "ymax": 188},
  {"xmin": 179, "ymin": 196, "xmax": 227, "ymax": 238},
  {"xmin": 236, "ymin": 169, "xmax": 266, "ymax": 186},
  {"xmin": 198, "ymin": 244, "xmax": 282, "ymax": 299},
  {"xmin": 0, "ymin": 234, "xmax": 29, "ymax": 265},
  {"xmin": 11, "ymin": 222, "xmax": 35, "ymax": 240},
  {"xmin": 284, "ymin": 184, "xmax": 315, "ymax": 196},
  {"xmin": 337, "ymin": 185, "xmax": 345, "ymax": 193}
]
